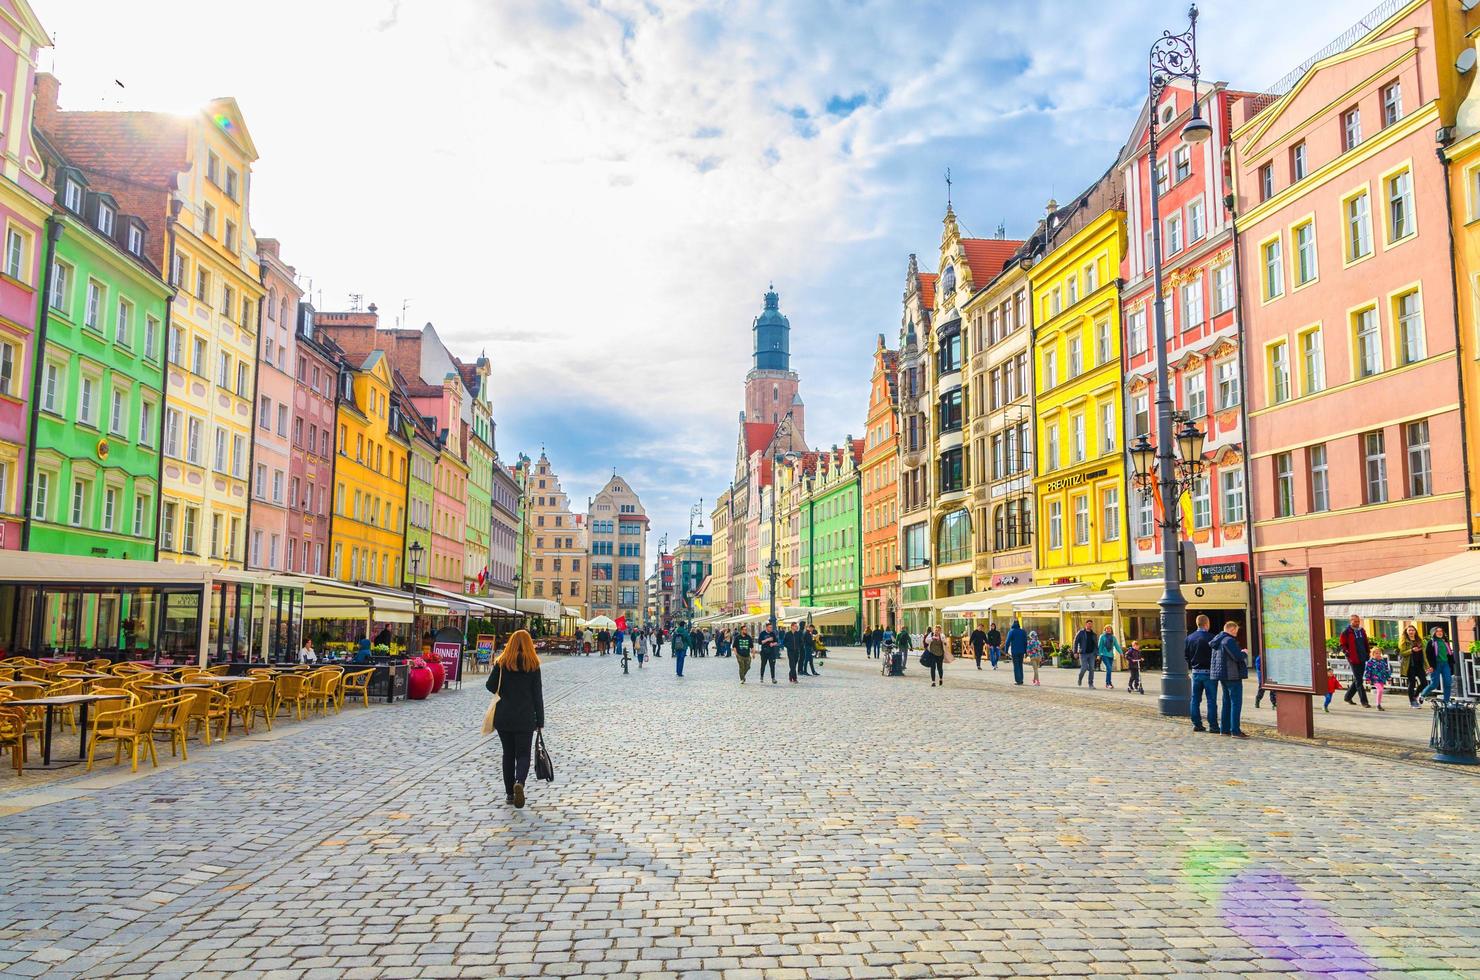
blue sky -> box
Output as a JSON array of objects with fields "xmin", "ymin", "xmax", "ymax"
[{"xmin": 42, "ymin": 0, "xmax": 1365, "ymax": 569}]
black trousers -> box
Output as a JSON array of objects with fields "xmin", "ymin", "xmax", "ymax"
[
  {"xmin": 786, "ymin": 650, "xmax": 799, "ymax": 680},
  {"xmin": 929, "ymin": 658, "xmax": 944, "ymax": 683},
  {"xmin": 759, "ymin": 654, "xmax": 778, "ymax": 681},
  {"xmin": 1344, "ymin": 664, "xmax": 1369, "ymax": 705},
  {"xmin": 498, "ymin": 729, "xmax": 534, "ymax": 793},
  {"xmin": 1408, "ymin": 671, "xmax": 1425, "ymax": 703}
]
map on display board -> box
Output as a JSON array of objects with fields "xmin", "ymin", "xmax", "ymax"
[{"xmin": 1258, "ymin": 570, "xmax": 1322, "ymax": 692}]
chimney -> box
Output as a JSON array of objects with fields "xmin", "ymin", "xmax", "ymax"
[
  {"xmin": 257, "ymin": 238, "xmax": 281, "ymax": 262},
  {"xmin": 33, "ymin": 72, "xmax": 59, "ymax": 136}
]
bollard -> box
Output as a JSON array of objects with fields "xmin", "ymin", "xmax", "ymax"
[{"xmin": 1429, "ymin": 700, "xmax": 1479, "ymax": 765}]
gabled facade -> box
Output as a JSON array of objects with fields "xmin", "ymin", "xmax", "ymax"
[
  {"xmin": 249, "ymin": 238, "xmax": 298, "ymax": 571},
  {"xmin": 897, "ymin": 256, "xmax": 935, "ymax": 635},
  {"xmin": 861, "ymin": 336, "xmax": 900, "ymax": 630},
  {"xmin": 459, "ymin": 358, "xmax": 494, "ymax": 595},
  {"xmin": 707, "ymin": 488, "xmax": 732, "ymax": 614},
  {"xmin": 402, "ymin": 396, "xmax": 437, "ymax": 592},
  {"xmin": 804, "ymin": 441, "xmax": 863, "ymax": 631},
  {"xmin": 587, "ymin": 473, "xmax": 648, "ymax": 624},
  {"xmin": 287, "ymin": 303, "xmax": 338, "ymax": 576},
  {"xmin": 25, "ymin": 150, "xmax": 169, "ymax": 561},
  {"xmin": 489, "ymin": 456, "xmax": 521, "ymax": 600},
  {"xmin": 1232, "ymin": 0, "xmax": 1474, "ymax": 585},
  {"xmin": 525, "ymin": 451, "xmax": 585, "ymax": 612}
]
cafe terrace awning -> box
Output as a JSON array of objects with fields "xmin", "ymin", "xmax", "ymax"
[
  {"xmin": 1323, "ymin": 550, "xmax": 1480, "ymax": 619},
  {"xmin": 1001, "ymin": 582, "xmax": 1092, "ymax": 613},
  {"xmin": 779, "ymin": 605, "xmax": 856, "ymax": 626},
  {"xmin": 1107, "ymin": 579, "xmax": 1249, "ymax": 610},
  {"xmin": 939, "ymin": 590, "xmax": 997, "ymax": 617},
  {"xmin": 295, "ymin": 576, "xmax": 417, "ymax": 623},
  {"xmin": 0, "ymin": 552, "xmax": 215, "ymax": 586}
]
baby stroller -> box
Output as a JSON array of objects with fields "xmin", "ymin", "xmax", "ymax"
[{"xmin": 882, "ymin": 639, "xmax": 906, "ymax": 676}]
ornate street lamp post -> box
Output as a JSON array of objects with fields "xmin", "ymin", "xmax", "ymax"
[{"xmin": 1141, "ymin": 4, "xmax": 1212, "ymax": 717}]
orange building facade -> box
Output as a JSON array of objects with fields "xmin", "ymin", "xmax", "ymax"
[{"xmin": 861, "ymin": 336, "xmax": 900, "ymax": 630}]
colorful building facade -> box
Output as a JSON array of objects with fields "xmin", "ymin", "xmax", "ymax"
[
  {"xmin": 287, "ymin": 305, "xmax": 338, "ymax": 576},
  {"xmin": 861, "ymin": 336, "xmax": 900, "ymax": 631},
  {"xmin": 249, "ymin": 238, "xmax": 296, "ymax": 571},
  {"xmin": 587, "ymin": 473, "xmax": 648, "ymax": 623}
]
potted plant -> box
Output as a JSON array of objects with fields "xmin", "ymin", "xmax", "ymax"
[{"xmin": 406, "ymin": 656, "xmax": 434, "ymax": 700}]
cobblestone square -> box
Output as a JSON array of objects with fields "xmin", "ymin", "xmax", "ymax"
[{"xmin": 1, "ymin": 649, "xmax": 1477, "ymax": 979}]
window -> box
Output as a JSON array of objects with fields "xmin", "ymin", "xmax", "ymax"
[
  {"xmin": 1102, "ymin": 486, "xmax": 1120, "ymax": 541},
  {"xmin": 1100, "ymin": 401, "xmax": 1116, "ymax": 454},
  {"xmin": 70, "ymin": 478, "xmax": 87, "ymax": 526},
  {"xmin": 1395, "ymin": 289, "xmax": 1424, "ymax": 364},
  {"xmin": 63, "ymin": 178, "xmax": 83, "ymax": 212},
  {"xmin": 1354, "ymin": 306, "xmax": 1381, "ymax": 377},
  {"xmin": 1067, "ymin": 275, "xmax": 1078, "ymax": 305},
  {"xmin": 1215, "ymin": 359, "xmax": 1240, "ymax": 410},
  {"xmin": 936, "ymin": 510, "xmax": 971, "ymax": 564},
  {"xmin": 1191, "ymin": 475, "xmax": 1211, "ymax": 530},
  {"xmin": 109, "ymin": 387, "xmax": 125, "ymax": 435},
  {"xmin": 1067, "ymin": 336, "xmax": 1082, "ymax": 378},
  {"xmin": 192, "ymin": 338, "xmax": 206, "ymax": 376},
  {"xmin": 1363, "ymin": 430, "xmax": 1388, "ymax": 504},
  {"xmin": 1269, "ymin": 341, "xmax": 1291, "ymax": 403},
  {"xmin": 224, "ymin": 220, "xmax": 237, "ymax": 253},
  {"xmin": 1073, "ymin": 495, "xmax": 1090, "ymax": 546},
  {"xmin": 1127, "ymin": 309, "xmax": 1148, "ymax": 356},
  {"xmin": 144, "ymin": 315, "xmax": 159, "ymax": 359},
  {"xmin": 237, "ymin": 362, "xmax": 249, "ymax": 396},
  {"xmin": 97, "ymin": 205, "xmax": 114, "ymax": 236},
  {"xmin": 1221, "ymin": 468, "xmax": 1246, "ymax": 523},
  {"xmin": 1262, "ymin": 238, "xmax": 1283, "ymax": 300},
  {"xmin": 1294, "ymin": 221, "xmax": 1317, "ymax": 285},
  {"xmin": 186, "ymin": 417, "xmax": 202, "ymax": 464},
  {"xmin": 1180, "ymin": 278, "xmax": 1203, "ymax": 331},
  {"xmin": 225, "ymin": 167, "xmax": 239, "ymax": 201},
  {"xmin": 202, "ymin": 202, "xmax": 215, "ymax": 239},
  {"xmin": 103, "ymin": 487, "xmax": 117, "ymax": 531},
  {"xmin": 127, "ymin": 224, "xmax": 143, "ymax": 256},
  {"xmin": 83, "ymin": 279, "xmax": 105, "ymax": 330},
  {"xmin": 1291, "ymin": 141, "xmax": 1307, "ymax": 181},
  {"xmin": 1166, "ymin": 213, "xmax": 1182, "ymax": 254},
  {"xmin": 1042, "ymin": 349, "xmax": 1057, "ymax": 389},
  {"xmin": 78, "ymin": 374, "xmax": 96, "ymax": 426},
  {"xmin": 1274, "ymin": 452, "xmax": 1295, "ymax": 518},
  {"xmin": 1342, "ymin": 107, "xmax": 1361, "ymax": 151},
  {"xmin": 31, "ymin": 471, "xmax": 48, "ymax": 520},
  {"xmin": 1045, "ymin": 423, "xmax": 1060, "ymax": 471},
  {"xmin": 4, "ymin": 227, "xmax": 25, "ymax": 280},
  {"xmin": 1085, "ymin": 262, "xmax": 1098, "ymax": 293},
  {"xmin": 215, "ymin": 429, "xmax": 227, "ymax": 472},
  {"xmin": 170, "ymin": 251, "xmax": 185, "ymax": 287},
  {"xmin": 139, "ymin": 400, "xmax": 155, "ymax": 447},
  {"xmin": 1132, "ymin": 393, "xmax": 1150, "ymax": 437},
  {"xmin": 277, "ymin": 404, "xmax": 288, "ymax": 437},
  {"xmin": 1155, "ymin": 159, "xmax": 1169, "ymax": 194},
  {"xmin": 1386, "ymin": 169, "xmax": 1414, "ymax": 241},
  {"xmin": 167, "ymin": 325, "xmax": 182, "ymax": 366},
  {"xmin": 232, "ymin": 435, "xmax": 245, "ymax": 478},
  {"xmin": 163, "ymin": 409, "xmax": 181, "ymax": 457},
  {"xmin": 1185, "ymin": 370, "xmax": 1206, "ymax": 419},
  {"xmin": 196, "ymin": 267, "xmax": 209, "ymax": 303},
  {"xmin": 219, "ymin": 351, "xmax": 233, "ymax": 390},
  {"xmin": 1259, "ymin": 163, "xmax": 1274, "ymax": 201},
  {"xmin": 1346, "ymin": 191, "xmax": 1372, "ymax": 261},
  {"xmin": 1381, "ymin": 81, "xmax": 1402, "ymax": 127},
  {"xmin": 1173, "ymin": 144, "xmax": 1191, "ymax": 182},
  {"xmin": 48, "ymin": 261, "xmax": 69, "ymax": 312},
  {"xmin": 1188, "ymin": 198, "xmax": 1205, "ymax": 242},
  {"xmin": 1096, "ymin": 320, "xmax": 1112, "ymax": 364},
  {"xmin": 206, "ymin": 150, "xmax": 220, "ymax": 185},
  {"xmin": 0, "ymin": 342, "xmax": 11, "ymax": 397},
  {"xmin": 1070, "ymin": 414, "xmax": 1085, "ymax": 462},
  {"xmin": 1405, "ymin": 420, "xmax": 1431, "ymax": 497},
  {"xmin": 133, "ymin": 494, "xmax": 149, "ymax": 537},
  {"xmin": 1136, "ymin": 497, "xmax": 1154, "ymax": 538},
  {"xmin": 1297, "ymin": 327, "xmax": 1324, "ymax": 394},
  {"xmin": 1048, "ymin": 500, "xmax": 1063, "ymax": 550}
]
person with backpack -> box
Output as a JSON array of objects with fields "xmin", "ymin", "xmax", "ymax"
[{"xmin": 671, "ymin": 626, "xmax": 689, "ymax": 677}]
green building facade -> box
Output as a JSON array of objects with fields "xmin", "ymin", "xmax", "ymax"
[
  {"xmin": 27, "ymin": 168, "xmax": 170, "ymax": 561},
  {"xmin": 403, "ymin": 413, "xmax": 436, "ymax": 590},
  {"xmin": 800, "ymin": 444, "xmax": 862, "ymax": 639}
]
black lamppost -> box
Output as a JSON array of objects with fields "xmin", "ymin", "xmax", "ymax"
[
  {"xmin": 408, "ymin": 540, "xmax": 425, "ymax": 640},
  {"xmin": 1139, "ymin": 3, "xmax": 1212, "ymax": 717}
]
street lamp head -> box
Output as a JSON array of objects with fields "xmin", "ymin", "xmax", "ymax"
[
  {"xmin": 1182, "ymin": 108, "xmax": 1213, "ymax": 145},
  {"xmin": 1175, "ymin": 419, "xmax": 1206, "ymax": 468},
  {"xmin": 1129, "ymin": 433, "xmax": 1156, "ymax": 482}
]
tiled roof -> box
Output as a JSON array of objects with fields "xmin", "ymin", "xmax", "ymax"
[
  {"xmin": 918, "ymin": 272, "xmax": 937, "ymax": 309},
  {"xmin": 961, "ymin": 239, "xmax": 1025, "ymax": 286},
  {"xmin": 45, "ymin": 111, "xmax": 189, "ymax": 186},
  {"xmin": 743, "ymin": 421, "xmax": 777, "ymax": 455}
]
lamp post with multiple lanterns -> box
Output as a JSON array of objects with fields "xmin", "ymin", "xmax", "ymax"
[{"xmin": 1133, "ymin": 3, "xmax": 1212, "ymax": 718}]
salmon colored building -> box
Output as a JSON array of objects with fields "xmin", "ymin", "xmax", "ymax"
[
  {"xmin": 1231, "ymin": 0, "xmax": 1476, "ymax": 589},
  {"xmin": 861, "ymin": 335, "xmax": 900, "ymax": 630}
]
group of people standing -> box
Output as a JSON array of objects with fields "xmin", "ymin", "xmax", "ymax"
[{"xmin": 1339, "ymin": 615, "xmax": 1458, "ymax": 709}]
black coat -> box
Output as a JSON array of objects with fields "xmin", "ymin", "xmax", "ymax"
[
  {"xmin": 485, "ymin": 666, "xmax": 545, "ymax": 732},
  {"xmin": 1184, "ymin": 628, "xmax": 1214, "ymax": 671},
  {"xmin": 1072, "ymin": 629, "xmax": 1097, "ymax": 662}
]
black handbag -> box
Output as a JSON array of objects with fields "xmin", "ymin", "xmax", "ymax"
[{"xmin": 533, "ymin": 731, "xmax": 554, "ymax": 782}]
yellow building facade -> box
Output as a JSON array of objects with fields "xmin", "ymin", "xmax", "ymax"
[
  {"xmin": 330, "ymin": 351, "xmax": 409, "ymax": 587},
  {"xmin": 1031, "ymin": 189, "xmax": 1130, "ymax": 591},
  {"xmin": 161, "ymin": 103, "xmax": 264, "ymax": 567}
]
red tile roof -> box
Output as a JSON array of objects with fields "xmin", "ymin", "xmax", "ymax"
[
  {"xmin": 918, "ymin": 272, "xmax": 937, "ymax": 310},
  {"xmin": 961, "ymin": 239, "xmax": 1025, "ymax": 287},
  {"xmin": 743, "ymin": 422, "xmax": 777, "ymax": 455}
]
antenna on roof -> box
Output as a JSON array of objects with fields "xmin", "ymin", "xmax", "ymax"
[
  {"xmin": 348, "ymin": 293, "xmax": 363, "ymax": 312},
  {"xmin": 995, "ymin": 221, "xmax": 1006, "ymax": 239},
  {"xmin": 399, "ymin": 299, "xmax": 411, "ymax": 327},
  {"xmin": 945, "ymin": 167, "xmax": 952, "ymax": 208}
]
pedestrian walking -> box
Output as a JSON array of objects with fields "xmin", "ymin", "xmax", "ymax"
[
  {"xmin": 614, "ymin": 628, "xmax": 625, "ymax": 657},
  {"xmin": 671, "ymin": 627, "xmax": 689, "ymax": 677},
  {"xmin": 1209, "ymin": 621, "xmax": 1248, "ymax": 738},
  {"xmin": 1005, "ymin": 619, "xmax": 1028, "ymax": 685},
  {"xmin": 1364, "ymin": 647, "xmax": 1392, "ymax": 710},
  {"xmin": 1098, "ymin": 625, "xmax": 1123, "ymax": 689},
  {"xmin": 1401, "ymin": 624, "xmax": 1425, "ymax": 707},
  {"xmin": 1323, "ymin": 672, "xmax": 1340, "ymax": 712},
  {"xmin": 969, "ymin": 624, "xmax": 987, "ymax": 670},
  {"xmin": 582, "ymin": 627, "xmax": 594, "ymax": 655},
  {"xmin": 785, "ymin": 622, "xmax": 805, "ymax": 683},
  {"xmin": 863, "ymin": 627, "xmax": 875, "ymax": 659},
  {"xmin": 653, "ymin": 626, "xmax": 664, "ymax": 658},
  {"xmin": 895, "ymin": 627, "xmax": 912, "ymax": 668},
  {"xmin": 926, "ymin": 626, "xmax": 947, "ymax": 687},
  {"xmin": 1024, "ymin": 628, "xmax": 1041, "ymax": 685},
  {"xmin": 633, "ymin": 629, "xmax": 647, "ymax": 668},
  {"xmin": 1125, "ymin": 641, "xmax": 1144, "ymax": 693},
  {"xmin": 717, "ymin": 629, "xmax": 731, "ymax": 658},
  {"xmin": 986, "ymin": 622, "xmax": 1003, "ymax": 670},
  {"xmin": 802, "ymin": 625, "xmax": 820, "ymax": 675},
  {"xmin": 734, "ymin": 626, "xmax": 754, "ymax": 683},
  {"xmin": 483, "ymin": 629, "xmax": 545, "ymax": 809},
  {"xmin": 1186, "ymin": 614, "xmax": 1218, "ymax": 733},
  {"xmin": 1418, "ymin": 625, "xmax": 1456, "ymax": 703},
  {"xmin": 1073, "ymin": 620, "xmax": 1098, "ymax": 688},
  {"xmin": 1253, "ymin": 652, "xmax": 1277, "ymax": 709},
  {"xmin": 1339, "ymin": 615, "xmax": 1372, "ymax": 708},
  {"xmin": 757, "ymin": 621, "xmax": 781, "ymax": 685}
]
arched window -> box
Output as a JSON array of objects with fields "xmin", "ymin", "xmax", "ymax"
[
  {"xmin": 941, "ymin": 263, "xmax": 956, "ymax": 297},
  {"xmin": 937, "ymin": 508, "xmax": 971, "ymax": 564}
]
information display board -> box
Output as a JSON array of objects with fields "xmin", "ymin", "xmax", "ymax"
[{"xmin": 1257, "ymin": 568, "xmax": 1326, "ymax": 694}]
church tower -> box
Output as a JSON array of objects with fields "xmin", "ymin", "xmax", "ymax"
[{"xmin": 743, "ymin": 285, "xmax": 805, "ymax": 442}]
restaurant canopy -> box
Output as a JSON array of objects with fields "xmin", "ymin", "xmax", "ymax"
[
  {"xmin": 0, "ymin": 551, "xmax": 214, "ymax": 586},
  {"xmin": 780, "ymin": 605, "xmax": 856, "ymax": 626},
  {"xmin": 296, "ymin": 576, "xmax": 416, "ymax": 623},
  {"xmin": 1323, "ymin": 550, "xmax": 1480, "ymax": 619}
]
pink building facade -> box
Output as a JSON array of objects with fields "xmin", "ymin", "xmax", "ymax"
[
  {"xmin": 1232, "ymin": 3, "xmax": 1470, "ymax": 589},
  {"xmin": 405, "ymin": 377, "xmax": 467, "ymax": 594},
  {"xmin": 1120, "ymin": 81, "xmax": 1256, "ymax": 587},
  {"xmin": 249, "ymin": 239, "xmax": 296, "ymax": 570},
  {"xmin": 0, "ymin": 2, "xmax": 52, "ymax": 549},
  {"xmin": 288, "ymin": 306, "xmax": 339, "ymax": 576}
]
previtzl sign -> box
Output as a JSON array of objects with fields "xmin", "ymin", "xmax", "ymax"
[
  {"xmin": 1197, "ymin": 563, "xmax": 1246, "ymax": 583},
  {"xmin": 1041, "ymin": 468, "xmax": 1108, "ymax": 493}
]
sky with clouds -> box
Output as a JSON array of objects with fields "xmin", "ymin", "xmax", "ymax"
[{"xmin": 39, "ymin": 0, "xmax": 1365, "ymax": 568}]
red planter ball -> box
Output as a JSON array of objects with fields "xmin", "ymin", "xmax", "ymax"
[
  {"xmin": 426, "ymin": 657, "xmax": 445, "ymax": 693},
  {"xmin": 407, "ymin": 664, "xmax": 434, "ymax": 700}
]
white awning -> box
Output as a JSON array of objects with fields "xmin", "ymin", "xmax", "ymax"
[
  {"xmin": 1323, "ymin": 550, "xmax": 1480, "ymax": 618},
  {"xmin": 1063, "ymin": 595, "xmax": 1114, "ymax": 613},
  {"xmin": 1109, "ymin": 579, "xmax": 1249, "ymax": 609},
  {"xmin": 294, "ymin": 576, "xmax": 416, "ymax": 623},
  {"xmin": 940, "ymin": 590, "xmax": 998, "ymax": 617},
  {"xmin": 781, "ymin": 605, "xmax": 856, "ymax": 626},
  {"xmin": 0, "ymin": 552, "xmax": 213, "ymax": 586},
  {"xmin": 1004, "ymin": 583, "xmax": 1092, "ymax": 611}
]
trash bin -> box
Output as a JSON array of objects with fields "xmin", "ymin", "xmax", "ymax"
[{"xmin": 1429, "ymin": 701, "xmax": 1478, "ymax": 765}]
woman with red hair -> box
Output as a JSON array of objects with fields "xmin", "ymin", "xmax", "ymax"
[{"xmin": 485, "ymin": 630, "xmax": 545, "ymax": 808}]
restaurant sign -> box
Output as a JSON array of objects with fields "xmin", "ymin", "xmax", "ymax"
[
  {"xmin": 862, "ymin": 588, "xmax": 883, "ymax": 598},
  {"xmin": 991, "ymin": 572, "xmax": 1033, "ymax": 588},
  {"xmin": 1197, "ymin": 562, "xmax": 1246, "ymax": 583},
  {"xmin": 1041, "ymin": 468, "xmax": 1108, "ymax": 493}
]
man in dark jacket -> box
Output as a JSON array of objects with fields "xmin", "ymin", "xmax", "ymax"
[
  {"xmin": 1339, "ymin": 615, "xmax": 1371, "ymax": 707},
  {"xmin": 969, "ymin": 625, "xmax": 988, "ymax": 670},
  {"xmin": 1209, "ymin": 622, "xmax": 1248, "ymax": 738},
  {"xmin": 1185, "ymin": 614, "xmax": 1218, "ymax": 733},
  {"xmin": 757, "ymin": 621, "xmax": 781, "ymax": 684},
  {"xmin": 1005, "ymin": 620, "xmax": 1028, "ymax": 685},
  {"xmin": 1073, "ymin": 620, "xmax": 1099, "ymax": 687},
  {"xmin": 986, "ymin": 622, "xmax": 1003, "ymax": 670},
  {"xmin": 801, "ymin": 626, "xmax": 820, "ymax": 675},
  {"xmin": 784, "ymin": 623, "xmax": 806, "ymax": 683}
]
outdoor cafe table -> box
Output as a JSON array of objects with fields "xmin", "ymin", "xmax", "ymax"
[{"xmin": 6, "ymin": 693, "xmax": 129, "ymax": 768}]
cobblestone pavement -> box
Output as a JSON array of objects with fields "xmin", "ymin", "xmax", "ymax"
[{"xmin": 2, "ymin": 648, "xmax": 1478, "ymax": 979}]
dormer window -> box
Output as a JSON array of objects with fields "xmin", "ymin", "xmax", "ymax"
[
  {"xmin": 96, "ymin": 204, "xmax": 115, "ymax": 236},
  {"xmin": 126, "ymin": 223, "xmax": 143, "ymax": 256},
  {"xmin": 63, "ymin": 179, "xmax": 83, "ymax": 213}
]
